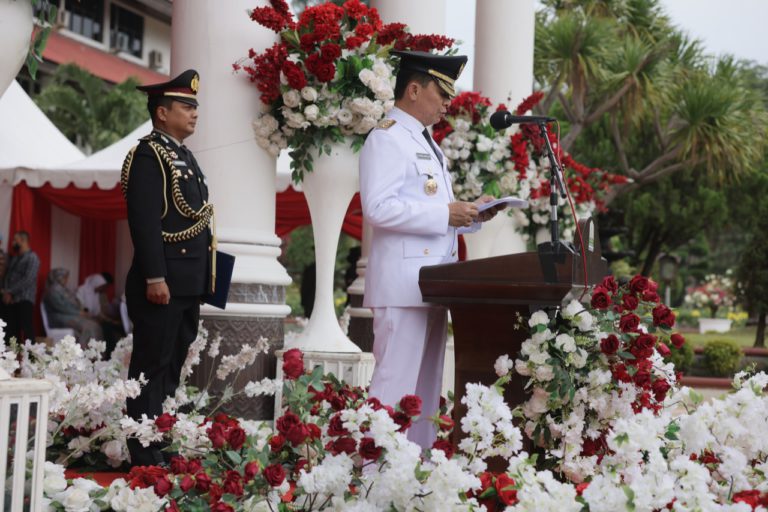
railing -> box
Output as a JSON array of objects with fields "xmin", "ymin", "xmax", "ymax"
[{"xmin": 0, "ymin": 378, "xmax": 53, "ymax": 511}]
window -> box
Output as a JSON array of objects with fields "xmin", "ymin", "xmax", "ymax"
[
  {"xmin": 67, "ymin": 0, "xmax": 104, "ymax": 42},
  {"xmin": 110, "ymin": 4, "xmax": 144, "ymax": 58}
]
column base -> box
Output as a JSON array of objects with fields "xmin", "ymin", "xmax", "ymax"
[{"xmin": 274, "ymin": 349, "xmax": 375, "ymax": 418}]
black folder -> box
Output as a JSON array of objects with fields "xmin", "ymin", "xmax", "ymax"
[{"xmin": 202, "ymin": 251, "xmax": 235, "ymax": 309}]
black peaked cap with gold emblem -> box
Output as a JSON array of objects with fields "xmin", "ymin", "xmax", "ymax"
[
  {"xmin": 392, "ymin": 50, "xmax": 467, "ymax": 98},
  {"xmin": 136, "ymin": 69, "xmax": 200, "ymax": 107}
]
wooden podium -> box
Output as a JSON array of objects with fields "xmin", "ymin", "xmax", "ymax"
[{"xmin": 419, "ymin": 219, "xmax": 609, "ymax": 446}]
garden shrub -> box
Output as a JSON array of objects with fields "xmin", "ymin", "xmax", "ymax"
[
  {"xmin": 703, "ymin": 339, "xmax": 743, "ymax": 377},
  {"xmin": 665, "ymin": 340, "xmax": 695, "ymax": 374}
]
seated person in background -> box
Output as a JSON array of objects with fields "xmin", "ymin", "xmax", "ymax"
[
  {"xmin": 43, "ymin": 268, "xmax": 102, "ymax": 346},
  {"xmin": 77, "ymin": 272, "xmax": 124, "ymax": 355}
]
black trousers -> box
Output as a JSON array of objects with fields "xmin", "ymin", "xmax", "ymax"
[
  {"xmin": 126, "ymin": 292, "xmax": 199, "ymax": 465},
  {"xmin": 4, "ymin": 300, "xmax": 34, "ymax": 342}
]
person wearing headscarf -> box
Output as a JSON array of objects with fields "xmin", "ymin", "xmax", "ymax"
[
  {"xmin": 77, "ymin": 272, "xmax": 124, "ymax": 355},
  {"xmin": 43, "ymin": 268, "xmax": 102, "ymax": 346}
]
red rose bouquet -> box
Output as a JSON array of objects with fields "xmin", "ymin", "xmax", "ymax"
[{"xmin": 242, "ymin": 0, "xmax": 456, "ymax": 181}]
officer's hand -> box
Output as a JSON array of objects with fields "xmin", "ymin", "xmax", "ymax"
[
  {"xmin": 146, "ymin": 282, "xmax": 171, "ymax": 305},
  {"xmin": 448, "ymin": 201, "xmax": 479, "ymax": 227},
  {"xmin": 474, "ymin": 195, "xmax": 506, "ymax": 222}
]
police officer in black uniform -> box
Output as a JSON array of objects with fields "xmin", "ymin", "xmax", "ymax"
[{"xmin": 122, "ymin": 69, "xmax": 214, "ymax": 466}]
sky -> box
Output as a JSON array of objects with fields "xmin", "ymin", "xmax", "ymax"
[{"xmin": 445, "ymin": 0, "xmax": 768, "ymax": 91}]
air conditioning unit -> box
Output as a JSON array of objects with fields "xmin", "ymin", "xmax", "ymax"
[
  {"xmin": 55, "ymin": 8, "xmax": 69, "ymax": 27},
  {"xmin": 149, "ymin": 50, "xmax": 164, "ymax": 70}
]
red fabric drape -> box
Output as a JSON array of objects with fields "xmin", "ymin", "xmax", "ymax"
[
  {"xmin": 79, "ymin": 217, "xmax": 117, "ymax": 291},
  {"xmin": 275, "ymin": 188, "xmax": 363, "ymax": 240},
  {"xmin": 35, "ymin": 184, "xmax": 126, "ymax": 219},
  {"xmin": 10, "ymin": 183, "xmax": 52, "ymax": 334}
]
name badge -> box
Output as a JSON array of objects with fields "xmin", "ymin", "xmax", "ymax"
[
  {"xmin": 416, "ymin": 152, "xmax": 431, "ymax": 160},
  {"xmin": 173, "ymin": 160, "xmax": 188, "ymax": 167}
]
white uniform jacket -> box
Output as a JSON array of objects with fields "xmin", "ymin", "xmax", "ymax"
[{"xmin": 360, "ymin": 107, "xmax": 476, "ymax": 308}]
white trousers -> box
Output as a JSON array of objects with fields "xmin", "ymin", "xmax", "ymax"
[{"xmin": 368, "ymin": 306, "xmax": 448, "ymax": 449}]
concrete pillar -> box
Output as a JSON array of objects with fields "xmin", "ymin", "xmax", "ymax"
[{"xmin": 171, "ymin": 0, "xmax": 291, "ymax": 419}]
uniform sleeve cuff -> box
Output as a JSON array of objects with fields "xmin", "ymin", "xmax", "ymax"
[{"xmin": 146, "ymin": 277, "xmax": 166, "ymax": 284}]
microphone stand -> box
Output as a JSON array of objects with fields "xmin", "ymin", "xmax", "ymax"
[{"xmin": 536, "ymin": 121, "xmax": 574, "ymax": 282}]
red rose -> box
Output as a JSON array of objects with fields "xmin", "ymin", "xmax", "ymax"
[
  {"xmin": 366, "ymin": 397, "xmax": 383, "ymax": 410},
  {"xmin": 286, "ymin": 423, "xmax": 310, "ymax": 446},
  {"xmin": 153, "ymin": 477, "xmax": 172, "ymax": 497},
  {"xmin": 622, "ymin": 294, "xmax": 639, "ymax": 311},
  {"xmin": 155, "ymin": 413, "xmax": 177, "ymax": 433},
  {"xmin": 269, "ymin": 434, "xmax": 286, "ymax": 452},
  {"xmin": 629, "ymin": 275, "xmax": 650, "ymax": 294},
  {"xmin": 244, "ymin": 461, "xmax": 260, "ymax": 482},
  {"xmin": 391, "ymin": 411, "xmax": 412, "ymax": 432},
  {"xmin": 612, "ymin": 363, "xmax": 632, "ymax": 383},
  {"xmin": 600, "ymin": 334, "xmax": 620, "ymax": 355},
  {"xmin": 576, "ymin": 482, "xmax": 590, "ymax": 496},
  {"xmin": 209, "ymin": 483, "xmax": 223, "ymax": 503},
  {"xmin": 169, "ymin": 455, "xmax": 187, "ymax": 474},
  {"xmin": 648, "ymin": 279, "xmax": 659, "ymax": 292},
  {"xmin": 633, "ymin": 368, "xmax": 651, "ymax": 388},
  {"xmin": 399, "ymin": 395, "xmax": 423, "ymax": 417},
  {"xmin": 328, "ymin": 436, "xmax": 357, "ymax": 455},
  {"xmin": 127, "ymin": 465, "xmax": 168, "ymax": 489},
  {"xmin": 652, "ymin": 378, "xmax": 671, "ymax": 401},
  {"xmin": 354, "ymin": 22, "xmax": 374, "ymax": 38},
  {"xmin": 167, "ymin": 500, "xmax": 181, "ymax": 512},
  {"xmin": 187, "ymin": 458, "xmax": 202, "ymax": 474},
  {"xmin": 276, "ymin": 412, "xmax": 301, "ymax": 435},
  {"xmin": 280, "ymin": 61, "xmax": 307, "ymax": 90},
  {"xmin": 264, "ymin": 463, "xmax": 286, "ymax": 487},
  {"xmin": 314, "ymin": 62, "xmax": 336, "ymax": 82},
  {"xmin": 283, "ymin": 355, "xmax": 305, "ymax": 380},
  {"xmin": 437, "ymin": 414, "xmax": 454, "ymax": 432},
  {"xmin": 590, "ymin": 287, "xmax": 611, "ymax": 309},
  {"xmin": 345, "ymin": 35, "xmax": 366, "ymax": 49},
  {"xmin": 495, "ymin": 473, "xmax": 518, "ymax": 506},
  {"xmin": 656, "ymin": 342, "xmax": 671, "ymax": 358},
  {"xmin": 226, "ymin": 426, "xmax": 246, "ymax": 450},
  {"xmin": 223, "ymin": 470, "xmax": 244, "ymax": 496},
  {"xmin": 304, "ymin": 423, "xmax": 319, "ymax": 440},
  {"xmin": 358, "ymin": 437, "xmax": 382, "ymax": 460},
  {"xmin": 652, "ymin": 304, "xmax": 676, "ymax": 328},
  {"xmin": 195, "ymin": 472, "xmax": 212, "ymax": 492},
  {"xmin": 642, "ymin": 290, "xmax": 660, "ymax": 303},
  {"xmin": 733, "ymin": 490, "xmax": 762, "ymax": 509},
  {"xmin": 619, "ymin": 313, "xmax": 641, "ymax": 333},
  {"xmin": 320, "ymin": 43, "xmax": 341, "ymax": 62},
  {"xmin": 207, "ymin": 423, "xmax": 227, "ymax": 449},
  {"xmin": 179, "ymin": 474, "xmax": 195, "ymax": 492},
  {"xmin": 211, "ymin": 502, "xmax": 234, "ymax": 512},
  {"xmin": 327, "ymin": 413, "xmax": 349, "ymax": 437},
  {"xmin": 635, "ymin": 333, "xmax": 656, "ymax": 351},
  {"xmin": 670, "ymin": 333, "xmax": 686, "ymax": 349},
  {"xmin": 284, "ymin": 348, "xmax": 303, "ymax": 361},
  {"xmin": 601, "ymin": 275, "xmax": 618, "ymax": 293},
  {"xmin": 431, "ymin": 439, "xmax": 455, "ymax": 458}
]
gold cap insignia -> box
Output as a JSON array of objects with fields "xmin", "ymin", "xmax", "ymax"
[{"xmin": 191, "ymin": 75, "xmax": 200, "ymax": 93}]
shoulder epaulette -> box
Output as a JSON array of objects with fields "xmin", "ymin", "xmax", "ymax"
[
  {"xmin": 139, "ymin": 132, "xmax": 160, "ymax": 142},
  {"xmin": 377, "ymin": 119, "xmax": 396, "ymax": 130}
]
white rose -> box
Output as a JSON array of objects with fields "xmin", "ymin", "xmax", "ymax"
[
  {"xmin": 494, "ymin": 355, "xmax": 513, "ymax": 377},
  {"xmin": 358, "ymin": 68, "xmax": 375, "ymax": 85},
  {"xmin": 58, "ymin": 486, "xmax": 92, "ymax": 512},
  {"xmin": 571, "ymin": 348, "xmax": 588, "ymax": 368},
  {"xmin": 555, "ymin": 333, "xmax": 577, "ymax": 353},
  {"xmin": 300, "ymin": 86, "xmax": 318, "ymax": 102},
  {"xmin": 528, "ymin": 310, "xmax": 550, "ymax": 327},
  {"xmin": 284, "ymin": 111, "xmax": 308, "ymax": 129},
  {"xmin": 101, "ymin": 439, "xmax": 124, "ymax": 462},
  {"xmin": 354, "ymin": 116, "xmax": 377, "ymax": 134},
  {"xmin": 459, "ymin": 148, "xmax": 471, "ymax": 160},
  {"xmin": 44, "ymin": 474, "xmax": 68, "ymax": 495},
  {"xmin": 282, "ymin": 89, "xmax": 301, "ymax": 108},
  {"xmin": 534, "ymin": 364, "xmax": 554, "ymax": 381},
  {"xmin": 337, "ymin": 108, "xmax": 353, "ymax": 125},
  {"xmin": 304, "ymin": 104, "xmax": 320, "ymax": 121},
  {"xmin": 515, "ymin": 359, "xmax": 531, "ymax": 376},
  {"xmin": 253, "ymin": 115, "xmax": 279, "ymax": 138},
  {"xmin": 476, "ymin": 135, "xmax": 493, "ymax": 152},
  {"xmin": 372, "ymin": 60, "xmax": 390, "ymax": 78}
]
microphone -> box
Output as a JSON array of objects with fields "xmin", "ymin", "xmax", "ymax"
[{"xmin": 489, "ymin": 110, "xmax": 556, "ymax": 130}]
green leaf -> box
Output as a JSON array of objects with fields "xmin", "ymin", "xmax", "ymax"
[
  {"xmin": 614, "ymin": 432, "xmax": 630, "ymax": 446},
  {"xmin": 226, "ymin": 450, "xmax": 242, "ymax": 465},
  {"xmin": 622, "ymin": 485, "xmax": 636, "ymax": 511}
]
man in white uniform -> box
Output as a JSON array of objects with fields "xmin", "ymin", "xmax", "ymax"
[{"xmin": 360, "ymin": 51, "xmax": 502, "ymax": 449}]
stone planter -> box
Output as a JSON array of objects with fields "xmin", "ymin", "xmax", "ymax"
[
  {"xmin": 698, "ymin": 317, "xmax": 732, "ymax": 334},
  {"xmin": 0, "ymin": 0, "xmax": 34, "ymax": 97}
]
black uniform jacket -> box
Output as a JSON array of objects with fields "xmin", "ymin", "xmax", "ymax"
[{"xmin": 125, "ymin": 130, "xmax": 211, "ymax": 298}]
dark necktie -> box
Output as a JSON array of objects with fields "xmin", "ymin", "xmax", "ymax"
[{"xmin": 422, "ymin": 128, "xmax": 444, "ymax": 168}]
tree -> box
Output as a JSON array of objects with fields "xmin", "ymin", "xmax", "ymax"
[
  {"xmin": 535, "ymin": 0, "xmax": 767, "ymax": 205},
  {"xmin": 34, "ymin": 64, "xmax": 147, "ymax": 154}
]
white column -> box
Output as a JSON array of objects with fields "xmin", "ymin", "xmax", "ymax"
[
  {"xmin": 171, "ymin": 0, "xmax": 291, "ymax": 317},
  {"xmin": 370, "ymin": 0, "xmax": 447, "ymax": 34},
  {"xmin": 463, "ymin": 0, "xmax": 535, "ymax": 258},
  {"xmin": 473, "ymin": 0, "xmax": 534, "ymax": 107}
]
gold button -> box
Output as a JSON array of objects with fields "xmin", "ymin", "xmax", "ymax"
[
  {"xmin": 208, "ymin": 246, "xmax": 212, "ymax": 251},
  {"xmin": 423, "ymin": 248, "xmax": 429, "ymax": 255},
  {"xmin": 181, "ymin": 248, "xmax": 187, "ymax": 255}
]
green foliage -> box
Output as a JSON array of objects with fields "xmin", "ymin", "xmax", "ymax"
[
  {"xmin": 34, "ymin": 64, "xmax": 147, "ymax": 153},
  {"xmin": 26, "ymin": 0, "xmax": 57, "ymax": 79},
  {"xmin": 702, "ymin": 339, "xmax": 742, "ymax": 377},
  {"xmin": 664, "ymin": 338, "xmax": 694, "ymax": 374}
]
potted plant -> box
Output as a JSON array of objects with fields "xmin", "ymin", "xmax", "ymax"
[{"xmin": 685, "ymin": 272, "xmax": 737, "ymax": 333}]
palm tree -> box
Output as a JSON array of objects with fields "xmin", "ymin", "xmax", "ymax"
[
  {"xmin": 34, "ymin": 64, "xmax": 147, "ymax": 154},
  {"xmin": 535, "ymin": 0, "xmax": 767, "ymax": 205}
]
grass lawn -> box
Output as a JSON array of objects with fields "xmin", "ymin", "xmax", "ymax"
[{"xmin": 680, "ymin": 326, "xmax": 761, "ymax": 348}]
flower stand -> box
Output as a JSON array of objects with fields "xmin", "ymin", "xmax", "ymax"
[
  {"xmin": 0, "ymin": 0, "xmax": 33, "ymax": 97},
  {"xmin": 286, "ymin": 142, "xmax": 362, "ymax": 353},
  {"xmin": 698, "ymin": 317, "xmax": 733, "ymax": 334}
]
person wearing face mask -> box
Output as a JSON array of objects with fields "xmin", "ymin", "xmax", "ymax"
[
  {"xmin": 1, "ymin": 231, "xmax": 40, "ymax": 342},
  {"xmin": 359, "ymin": 51, "xmax": 505, "ymax": 450}
]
